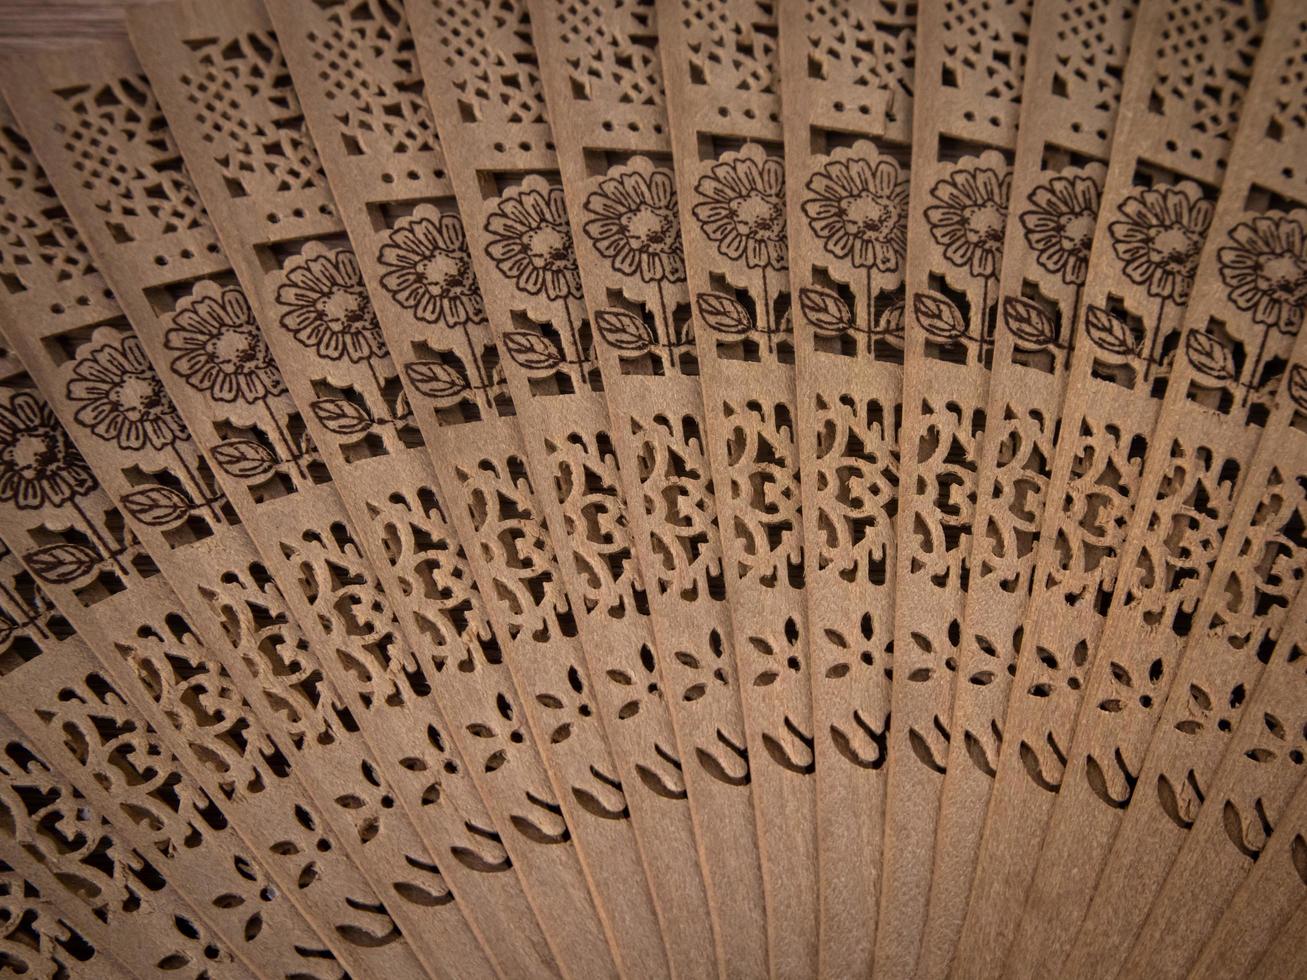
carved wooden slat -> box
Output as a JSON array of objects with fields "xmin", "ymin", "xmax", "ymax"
[
  {"xmin": 919, "ymin": 3, "xmax": 1138, "ymax": 973},
  {"xmin": 880, "ymin": 0, "xmax": 1031, "ymax": 972},
  {"xmin": 1184, "ymin": 748, "xmax": 1307, "ymax": 980},
  {"xmin": 653, "ymin": 3, "xmax": 820, "ymax": 973},
  {"xmin": 995, "ymin": 3, "xmax": 1290, "ymax": 974},
  {"xmin": 0, "ymin": 853, "xmax": 135, "ymax": 980},
  {"xmin": 252, "ymin": 3, "xmax": 673, "ymax": 974},
  {"xmin": 777, "ymin": 2, "xmax": 913, "ymax": 974},
  {"xmin": 516, "ymin": 1, "xmax": 777, "ymax": 972},
  {"xmin": 952, "ymin": 2, "xmax": 1271, "ymax": 975},
  {"xmin": 1108, "ymin": 584, "xmax": 1307, "ymax": 980},
  {"xmin": 125, "ymin": 4, "xmax": 640, "ymax": 976},
  {"xmin": 0, "ymin": 368, "xmax": 385, "ymax": 978},
  {"xmin": 1245, "ymin": 907, "xmax": 1307, "ymax": 980},
  {"xmin": 0, "ymin": 42, "xmax": 505, "ymax": 980},
  {"xmin": 0, "ymin": 572, "xmax": 274, "ymax": 980},
  {"xmin": 0, "ymin": 654, "xmax": 327, "ymax": 980},
  {"xmin": 1057, "ymin": 11, "xmax": 1307, "ymax": 968},
  {"xmin": 0, "ymin": 105, "xmax": 483, "ymax": 979},
  {"xmin": 248, "ymin": 1, "xmax": 664, "ymax": 974},
  {"xmin": 310, "ymin": 1, "xmax": 719, "ymax": 973}
]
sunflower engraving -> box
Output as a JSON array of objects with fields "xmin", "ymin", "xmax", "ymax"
[
  {"xmin": 1218, "ymin": 215, "xmax": 1307, "ymax": 334},
  {"xmin": 692, "ymin": 154, "xmax": 787, "ymax": 271},
  {"xmin": 582, "ymin": 169, "xmax": 685, "ymax": 283},
  {"xmin": 0, "ymin": 392, "xmax": 97, "ymax": 510},
  {"xmin": 378, "ymin": 213, "xmax": 487, "ymax": 327},
  {"xmin": 802, "ymin": 157, "xmax": 908, "ymax": 273},
  {"xmin": 1019, "ymin": 175, "xmax": 1100, "ymax": 287},
  {"xmin": 66, "ymin": 336, "xmax": 188, "ymax": 451},
  {"xmin": 166, "ymin": 286, "xmax": 285, "ymax": 404},
  {"xmin": 276, "ymin": 250, "xmax": 386, "ymax": 363},
  {"xmin": 924, "ymin": 165, "xmax": 1010, "ymax": 280},
  {"xmin": 1109, "ymin": 186, "xmax": 1213, "ymax": 305},
  {"xmin": 484, "ymin": 186, "xmax": 583, "ymax": 300}
]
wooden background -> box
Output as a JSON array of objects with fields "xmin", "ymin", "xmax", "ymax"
[{"xmin": 0, "ymin": 1, "xmax": 149, "ymax": 49}]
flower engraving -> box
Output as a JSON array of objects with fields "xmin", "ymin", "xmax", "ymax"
[
  {"xmin": 582, "ymin": 169, "xmax": 685, "ymax": 283},
  {"xmin": 66, "ymin": 336, "xmax": 188, "ymax": 451},
  {"xmin": 166, "ymin": 286, "xmax": 285, "ymax": 404},
  {"xmin": 692, "ymin": 154, "xmax": 787, "ymax": 271},
  {"xmin": 1020, "ymin": 175, "xmax": 1100, "ymax": 287},
  {"xmin": 802, "ymin": 157, "xmax": 908, "ymax": 272},
  {"xmin": 0, "ymin": 393, "xmax": 97, "ymax": 510},
  {"xmin": 1218, "ymin": 215, "xmax": 1307, "ymax": 334},
  {"xmin": 166, "ymin": 285, "xmax": 308, "ymax": 482},
  {"xmin": 1216, "ymin": 214, "xmax": 1307, "ymax": 403},
  {"xmin": 1098, "ymin": 184, "xmax": 1214, "ymax": 382},
  {"xmin": 1109, "ymin": 186, "xmax": 1213, "ymax": 305},
  {"xmin": 484, "ymin": 186, "xmax": 582, "ymax": 300},
  {"xmin": 378, "ymin": 213, "xmax": 487, "ymax": 327},
  {"xmin": 276, "ymin": 249, "xmax": 386, "ymax": 363},
  {"xmin": 925, "ymin": 165, "xmax": 1010, "ymax": 279}
]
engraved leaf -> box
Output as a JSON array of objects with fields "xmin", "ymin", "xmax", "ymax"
[
  {"xmin": 1003, "ymin": 296, "xmax": 1057, "ymax": 347},
  {"xmin": 25, "ymin": 543, "xmax": 102, "ymax": 585},
  {"xmin": 594, "ymin": 308, "xmax": 654, "ymax": 351},
  {"xmin": 878, "ymin": 300, "xmax": 905, "ymax": 339},
  {"xmin": 913, "ymin": 291, "xmax": 966, "ymax": 341},
  {"xmin": 404, "ymin": 361, "xmax": 470, "ymax": 400},
  {"xmin": 798, "ymin": 287, "xmax": 853, "ymax": 333},
  {"xmin": 503, "ymin": 331, "xmax": 563, "ymax": 369},
  {"xmin": 1184, "ymin": 331, "xmax": 1235, "ymax": 381},
  {"xmin": 695, "ymin": 292, "xmax": 752, "ymax": 335},
  {"xmin": 1084, "ymin": 305, "xmax": 1139, "ymax": 356},
  {"xmin": 311, "ymin": 398, "xmax": 374, "ymax": 435},
  {"xmin": 212, "ymin": 439, "xmax": 278, "ymax": 479},
  {"xmin": 668, "ymin": 310, "xmax": 695, "ymax": 347},
  {"xmin": 1287, "ymin": 363, "xmax": 1307, "ymax": 412},
  {"xmin": 121, "ymin": 485, "xmax": 191, "ymax": 529}
]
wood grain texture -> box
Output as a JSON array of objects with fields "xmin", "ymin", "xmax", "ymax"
[{"xmin": 0, "ymin": 1, "xmax": 151, "ymax": 49}]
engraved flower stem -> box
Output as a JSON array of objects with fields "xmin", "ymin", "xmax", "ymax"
[
  {"xmin": 1144, "ymin": 298, "xmax": 1166, "ymax": 384},
  {"xmin": 865, "ymin": 266, "xmax": 876, "ymax": 356},
  {"xmin": 69, "ymin": 495, "xmax": 128, "ymax": 575},
  {"xmin": 264, "ymin": 399, "xmax": 306, "ymax": 480},
  {"xmin": 1068, "ymin": 282, "xmax": 1084, "ymax": 358},
  {"xmin": 562, "ymin": 298, "xmax": 586, "ymax": 381},
  {"xmin": 461, "ymin": 324, "xmax": 493, "ymax": 409},
  {"xmin": 1243, "ymin": 323, "xmax": 1274, "ymax": 408},
  {"xmin": 656, "ymin": 281, "xmax": 675, "ymax": 370},
  {"xmin": 365, "ymin": 356, "xmax": 387, "ymax": 403},
  {"xmin": 761, "ymin": 266, "xmax": 774, "ymax": 355},
  {"xmin": 0, "ymin": 579, "xmax": 47, "ymax": 639},
  {"xmin": 979, "ymin": 277, "xmax": 991, "ymax": 357},
  {"xmin": 172, "ymin": 444, "xmax": 222, "ymax": 523}
]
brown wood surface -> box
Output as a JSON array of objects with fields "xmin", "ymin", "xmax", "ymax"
[{"xmin": 0, "ymin": 1, "xmax": 148, "ymax": 48}]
